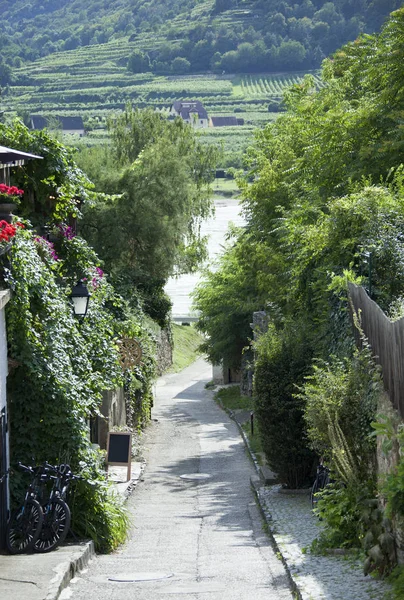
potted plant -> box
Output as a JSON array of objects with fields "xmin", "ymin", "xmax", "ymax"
[
  {"xmin": 0, "ymin": 220, "xmax": 24, "ymax": 258},
  {"xmin": 0, "ymin": 184, "xmax": 24, "ymax": 222}
]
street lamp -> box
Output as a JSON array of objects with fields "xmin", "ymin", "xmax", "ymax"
[{"xmin": 71, "ymin": 280, "xmax": 90, "ymax": 318}]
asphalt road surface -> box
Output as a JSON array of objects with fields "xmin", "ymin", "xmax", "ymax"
[{"xmin": 62, "ymin": 358, "xmax": 293, "ymax": 600}]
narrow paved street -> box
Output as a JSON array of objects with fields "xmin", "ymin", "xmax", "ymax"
[{"xmin": 62, "ymin": 358, "xmax": 293, "ymax": 600}]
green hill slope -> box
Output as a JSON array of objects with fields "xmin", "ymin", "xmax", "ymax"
[
  {"xmin": 0, "ymin": 0, "xmax": 400, "ymax": 170},
  {"xmin": 0, "ymin": 0, "xmax": 400, "ymax": 76}
]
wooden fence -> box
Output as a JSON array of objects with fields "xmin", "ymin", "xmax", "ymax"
[{"xmin": 348, "ymin": 283, "xmax": 404, "ymax": 419}]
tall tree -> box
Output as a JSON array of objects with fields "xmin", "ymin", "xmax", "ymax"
[{"xmin": 81, "ymin": 106, "xmax": 219, "ymax": 319}]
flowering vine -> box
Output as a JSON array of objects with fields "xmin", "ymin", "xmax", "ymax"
[
  {"xmin": 57, "ymin": 223, "xmax": 75, "ymax": 240},
  {"xmin": 34, "ymin": 236, "xmax": 59, "ymax": 261}
]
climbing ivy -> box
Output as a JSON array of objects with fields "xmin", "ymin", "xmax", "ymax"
[
  {"xmin": 4, "ymin": 223, "xmax": 155, "ymax": 551},
  {"xmin": 0, "ymin": 119, "xmax": 94, "ymax": 225}
]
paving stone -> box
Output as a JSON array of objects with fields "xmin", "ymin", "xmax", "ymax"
[{"xmin": 258, "ymin": 484, "xmax": 392, "ymax": 600}]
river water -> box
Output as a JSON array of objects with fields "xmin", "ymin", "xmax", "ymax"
[{"xmin": 165, "ymin": 197, "xmax": 245, "ymax": 318}]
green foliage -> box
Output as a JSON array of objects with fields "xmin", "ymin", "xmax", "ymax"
[
  {"xmin": 301, "ymin": 345, "xmax": 381, "ymax": 484},
  {"xmin": 69, "ymin": 449, "xmax": 129, "ymax": 553},
  {"xmin": 0, "ymin": 119, "xmax": 93, "ymax": 226},
  {"xmin": 192, "ymin": 7, "xmax": 404, "ymax": 575},
  {"xmin": 312, "ymin": 476, "xmax": 396, "ymax": 578},
  {"xmin": 6, "ymin": 231, "xmax": 117, "ymax": 462},
  {"xmin": 120, "ymin": 317, "xmax": 157, "ymax": 432},
  {"xmin": 82, "ymin": 106, "xmax": 218, "ymax": 323},
  {"xmin": 375, "ymin": 418, "xmax": 404, "ymax": 521},
  {"xmin": 0, "ymin": 0, "xmax": 396, "ymax": 76},
  {"xmin": 253, "ymin": 322, "xmax": 316, "ymax": 489},
  {"xmin": 312, "ymin": 480, "xmax": 380, "ymax": 552},
  {"xmin": 388, "ymin": 565, "xmax": 404, "ymax": 600},
  {"xmin": 214, "ymin": 386, "xmax": 252, "ymax": 411},
  {"xmin": 0, "ymin": 118, "xmax": 159, "ymax": 550},
  {"xmin": 127, "ymin": 49, "xmax": 151, "ymax": 74},
  {"xmin": 302, "ymin": 340, "xmax": 388, "ymax": 569},
  {"xmin": 4, "ymin": 224, "xmax": 134, "ymax": 550},
  {"xmin": 193, "ymin": 229, "xmax": 260, "ymax": 369}
]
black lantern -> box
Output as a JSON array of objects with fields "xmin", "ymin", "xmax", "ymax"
[{"xmin": 71, "ymin": 280, "xmax": 90, "ymax": 318}]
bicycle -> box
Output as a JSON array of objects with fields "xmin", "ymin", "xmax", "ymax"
[
  {"xmin": 33, "ymin": 463, "xmax": 76, "ymax": 553},
  {"xmin": 310, "ymin": 462, "xmax": 330, "ymax": 510},
  {"xmin": 5, "ymin": 463, "xmax": 44, "ymax": 554}
]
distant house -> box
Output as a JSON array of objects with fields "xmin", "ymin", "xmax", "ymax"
[
  {"xmin": 210, "ymin": 116, "xmax": 244, "ymax": 127},
  {"xmin": 170, "ymin": 101, "xmax": 209, "ymax": 129},
  {"xmin": 30, "ymin": 115, "xmax": 85, "ymax": 137}
]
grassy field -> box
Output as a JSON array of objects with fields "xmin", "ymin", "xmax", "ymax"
[
  {"xmin": 212, "ymin": 178, "xmax": 240, "ymax": 197},
  {"xmin": 168, "ymin": 324, "xmax": 204, "ymax": 373}
]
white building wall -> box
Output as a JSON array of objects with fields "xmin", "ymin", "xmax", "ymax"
[
  {"xmin": 0, "ymin": 291, "xmax": 10, "ymax": 414},
  {"xmin": 0, "ymin": 290, "xmax": 11, "ymax": 519},
  {"xmin": 212, "ymin": 364, "xmax": 224, "ymax": 384}
]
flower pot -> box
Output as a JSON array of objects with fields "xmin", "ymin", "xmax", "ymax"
[{"xmin": 0, "ymin": 203, "xmax": 17, "ymax": 223}]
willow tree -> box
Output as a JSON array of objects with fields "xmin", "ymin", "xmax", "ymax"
[{"xmin": 81, "ymin": 106, "xmax": 219, "ymax": 322}]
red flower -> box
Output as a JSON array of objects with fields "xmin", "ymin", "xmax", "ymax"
[
  {"xmin": 0, "ymin": 184, "xmax": 24, "ymax": 197},
  {"xmin": 0, "ymin": 220, "xmax": 17, "ymax": 243}
]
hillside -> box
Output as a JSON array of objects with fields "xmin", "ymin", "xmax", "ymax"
[
  {"xmin": 0, "ymin": 0, "xmax": 400, "ymax": 78},
  {"xmin": 0, "ymin": 0, "xmax": 400, "ymax": 170}
]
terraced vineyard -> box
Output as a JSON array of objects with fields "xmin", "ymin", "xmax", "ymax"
[
  {"xmin": 236, "ymin": 73, "xmax": 324, "ymax": 98},
  {"xmin": 1, "ymin": 41, "xmax": 320, "ymax": 166}
]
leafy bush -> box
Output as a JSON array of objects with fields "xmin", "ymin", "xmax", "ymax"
[
  {"xmin": 301, "ymin": 343, "xmax": 381, "ymax": 484},
  {"xmin": 312, "ymin": 480, "xmax": 379, "ymax": 552},
  {"xmin": 253, "ymin": 322, "xmax": 315, "ymax": 488},
  {"xmin": 69, "ymin": 449, "xmax": 129, "ymax": 553},
  {"xmin": 388, "ymin": 565, "xmax": 404, "ymax": 600}
]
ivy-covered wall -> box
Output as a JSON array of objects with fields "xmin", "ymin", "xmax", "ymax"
[{"xmin": 0, "ymin": 121, "xmax": 163, "ymax": 551}]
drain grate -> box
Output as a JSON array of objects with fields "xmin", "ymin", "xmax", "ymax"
[
  {"xmin": 179, "ymin": 473, "xmax": 211, "ymax": 481},
  {"xmin": 108, "ymin": 573, "xmax": 174, "ymax": 582}
]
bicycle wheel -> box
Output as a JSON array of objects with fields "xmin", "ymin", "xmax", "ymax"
[
  {"xmin": 34, "ymin": 498, "xmax": 71, "ymax": 553},
  {"xmin": 6, "ymin": 499, "xmax": 43, "ymax": 554}
]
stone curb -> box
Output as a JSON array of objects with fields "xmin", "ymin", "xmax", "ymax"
[
  {"xmin": 216, "ymin": 397, "xmax": 303, "ymax": 600},
  {"xmin": 45, "ymin": 540, "xmax": 95, "ymax": 600},
  {"xmin": 215, "ymin": 400, "xmax": 261, "ymax": 476},
  {"xmin": 250, "ymin": 477, "xmax": 303, "ymax": 600}
]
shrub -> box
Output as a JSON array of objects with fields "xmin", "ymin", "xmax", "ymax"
[
  {"xmin": 253, "ymin": 322, "xmax": 315, "ymax": 488},
  {"xmin": 69, "ymin": 449, "xmax": 129, "ymax": 553},
  {"xmin": 301, "ymin": 344, "xmax": 380, "ymax": 484},
  {"xmin": 312, "ymin": 480, "xmax": 379, "ymax": 552}
]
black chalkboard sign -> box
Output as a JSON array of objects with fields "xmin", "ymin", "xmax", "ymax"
[{"xmin": 106, "ymin": 432, "xmax": 132, "ymax": 481}]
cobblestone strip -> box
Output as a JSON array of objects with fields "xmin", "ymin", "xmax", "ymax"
[
  {"xmin": 218, "ymin": 391, "xmax": 391, "ymax": 600},
  {"xmin": 258, "ymin": 485, "xmax": 391, "ymax": 600}
]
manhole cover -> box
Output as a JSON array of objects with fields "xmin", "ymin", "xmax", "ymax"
[
  {"xmin": 108, "ymin": 573, "xmax": 174, "ymax": 582},
  {"xmin": 179, "ymin": 473, "xmax": 211, "ymax": 481}
]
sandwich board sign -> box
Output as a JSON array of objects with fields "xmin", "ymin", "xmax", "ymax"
[{"xmin": 106, "ymin": 432, "xmax": 132, "ymax": 482}]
